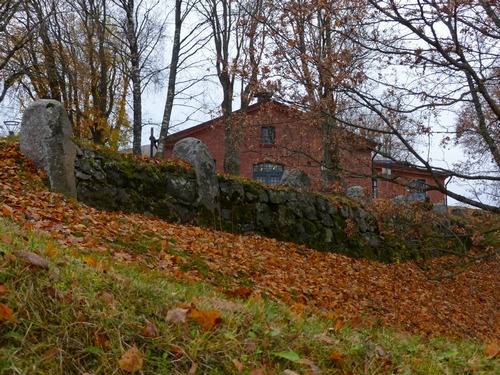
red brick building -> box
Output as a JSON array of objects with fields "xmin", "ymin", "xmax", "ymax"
[
  {"xmin": 373, "ymin": 159, "xmax": 448, "ymax": 204},
  {"xmin": 164, "ymin": 99, "xmax": 448, "ymax": 204}
]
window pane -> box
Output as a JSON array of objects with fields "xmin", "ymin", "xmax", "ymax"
[
  {"xmin": 261, "ymin": 126, "xmax": 276, "ymax": 145},
  {"xmin": 253, "ymin": 163, "xmax": 284, "ymax": 185},
  {"xmin": 408, "ymin": 179, "xmax": 427, "ymax": 201}
]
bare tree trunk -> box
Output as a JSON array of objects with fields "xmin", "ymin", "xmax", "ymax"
[
  {"xmin": 123, "ymin": 0, "xmax": 143, "ymax": 155},
  {"xmin": 156, "ymin": 0, "xmax": 182, "ymax": 159}
]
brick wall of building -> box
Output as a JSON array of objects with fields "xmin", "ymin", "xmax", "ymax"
[
  {"xmin": 165, "ymin": 100, "xmax": 374, "ymax": 192},
  {"xmin": 165, "ymin": 100, "xmax": 447, "ymax": 204}
]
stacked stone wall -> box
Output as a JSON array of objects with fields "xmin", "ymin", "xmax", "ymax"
[{"xmin": 75, "ymin": 145, "xmax": 386, "ymax": 261}]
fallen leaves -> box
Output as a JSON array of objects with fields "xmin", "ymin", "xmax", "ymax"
[
  {"xmin": 0, "ymin": 141, "xmax": 498, "ymax": 344},
  {"xmin": 0, "ymin": 303, "xmax": 17, "ymax": 322},
  {"xmin": 0, "ymin": 282, "xmax": 9, "ymax": 297},
  {"xmin": 232, "ymin": 358, "xmax": 244, "ymax": 372},
  {"xmin": 0, "ymin": 282, "xmax": 17, "ymax": 323},
  {"xmin": 13, "ymin": 250, "xmax": 50, "ymax": 269},
  {"xmin": 141, "ymin": 321, "xmax": 158, "ymax": 338},
  {"xmin": 485, "ymin": 342, "xmax": 499, "ymax": 358},
  {"xmin": 330, "ymin": 349, "xmax": 346, "ymax": 363},
  {"xmin": 186, "ymin": 308, "xmax": 222, "ymax": 330},
  {"xmin": 166, "ymin": 308, "xmax": 189, "ymax": 324},
  {"xmin": 42, "ymin": 286, "xmax": 73, "ymax": 302},
  {"xmin": 118, "ymin": 345, "xmax": 144, "ymax": 373}
]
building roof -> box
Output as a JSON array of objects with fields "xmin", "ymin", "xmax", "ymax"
[{"xmin": 373, "ymin": 159, "xmax": 450, "ymax": 177}]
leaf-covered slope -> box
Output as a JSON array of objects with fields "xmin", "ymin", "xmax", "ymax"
[{"xmin": 0, "ymin": 140, "xmax": 498, "ymax": 343}]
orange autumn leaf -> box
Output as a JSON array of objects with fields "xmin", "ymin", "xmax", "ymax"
[
  {"xmin": 2, "ymin": 204, "xmax": 14, "ymax": 217},
  {"xmin": 223, "ymin": 286, "xmax": 253, "ymax": 299},
  {"xmin": 187, "ymin": 308, "xmax": 222, "ymax": 330},
  {"xmin": 485, "ymin": 342, "xmax": 499, "ymax": 358},
  {"xmin": 118, "ymin": 345, "xmax": 143, "ymax": 373},
  {"xmin": 94, "ymin": 328, "xmax": 111, "ymax": 350},
  {"xmin": 0, "ymin": 303, "xmax": 18, "ymax": 323},
  {"xmin": 330, "ymin": 350, "xmax": 345, "ymax": 363},
  {"xmin": 333, "ymin": 320, "xmax": 346, "ymax": 330},
  {"xmin": 232, "ymin": 358, "xmax": 244, "ymax": 372},
  {"xmin": 44, "ymin": 243, "xmax": 59, "ymax": 259},
  {"xmin": 82, "ymin": 256, "xmax": 99, "ymax": 267},
  {"xmin": 141, "ymin": 321, "xmax": 158, "ymax": 338},
  {"xmin": 168, "ymin": 345, "xmax": 185, "ymax": 359},
  {"xmin": 0, "ymin": 283, "xmax": 9, "ymax": 297}
]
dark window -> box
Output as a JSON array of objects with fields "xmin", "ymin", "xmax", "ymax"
[
  {"xmin": 408, "ymin": 179, "xmax": 427, "ymax": 201},
  {"xmin": 253, "ymin": 163, "xmax": 284, "ymax": 185},
  {"xmin": 261, "ymin": 126, "xmax": 276, "ymax": 145}
]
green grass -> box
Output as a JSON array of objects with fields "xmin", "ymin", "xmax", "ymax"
[{"xmin": 0, "ymin": 217, "xmax": 497, "ymax": 374}]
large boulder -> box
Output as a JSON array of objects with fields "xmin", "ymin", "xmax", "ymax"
[
  {"xmin": 172, "ymin": 137, "xmax": 220, "ymax": 213},
  {"xmin": 347, "ymin": 186, "xmax": 366, "ymax": 201},
  {"xmin": 280, "ymin": 168, "xmax": 311, "ymax": 189},
  {"xmin": 20, "ymin": 100, "xmax": 76, "ymax": 198}
]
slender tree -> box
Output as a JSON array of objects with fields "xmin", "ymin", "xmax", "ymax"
[
  {"xmin": 0, "ymin": 0, "xmax": 35, "ymax": 102},
  {"xmin": 110, "ymin": 0, "xmax": 167, "ymax": 154},
  {"xmin": 195, "ymin": 0, "xmax": 268, "ymax": 174},
  {"xmin": 155, "ymin": 0, "xmax": 210, "ymax": 158}
]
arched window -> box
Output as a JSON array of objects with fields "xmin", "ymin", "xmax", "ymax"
[{"xmin": 253, "ymin": 163, "xmax": 284, "ymax": 185}]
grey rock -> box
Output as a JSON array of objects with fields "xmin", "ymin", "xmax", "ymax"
[
  {"xmin": 254, "ymin": 202, "xmax": 273, "ymax": 228},
  {"xmin": 172, "ymin": 137, "xmax": 220, "ymax": 212},
  {"xmin": 315, "ymin": 195, "xmax": 329, "ymax": 212},
  {"xmin": 298, "ymin": 192, "xmax": 318, "ymax": 220},
  {"xmin": 286, "ymin": 201, "xmax": 304, "ymax": 218},
  {"xmin": 244, "ymin": 184, "xmax": 269, "ymax": 202},
  {"xmin": 432, "ymin": 204, "xmax": 448, "ymax": 215},
  {"xmin": 451, "ymin": 207, "xmax": 467, "ymax": 218},
  {"xmin": 319, "ymin": 211, "xmax": 334, "ymax": 227},
  {"xmin": 340, "ymin": 204, "xmax": 352, "ymax": 219},
  {"xmin": 166, "ymin": 173, "xmax": 197, "ymax": 204},
  {"xmin": 20, "ymin": 99, "xmax": 76, "ymax": 197},
  {"xmin": 324, "ymin": 228, "xmax": 333, "ymax": 243},
  {"xmin": 268, "ymin": 189, "xmax": 287, "ymax": 204},
  {"xmin": 347, "ymin": 186, "xmax": 366, "ymax": 201},
  {"xmin": 356, "ymin": 218, "xmax": 369, "ymax": 232},
  {"xmin": 280, "ymin": 168, "xmax": 311, "ymax": 189},
  {"xmin": 220, "ymin": 179, "xmax": 245, "ymax": 206},
  {"xmin": 75, "ymin": 171, "xmax": 92, "ymax": 181},
  {"xmin": 277, "ymin": 205, "xmax": 295, "ymax": 228}
]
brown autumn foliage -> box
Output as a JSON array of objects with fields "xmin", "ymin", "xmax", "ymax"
[{"xmin": 0, "ymin": 140, "xmax": 498, "ymax": 342}]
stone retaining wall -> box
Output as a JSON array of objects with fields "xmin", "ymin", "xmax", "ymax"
[{"xmin": 75, "ymin": 145, "xmax": 387, "ymax": 261}]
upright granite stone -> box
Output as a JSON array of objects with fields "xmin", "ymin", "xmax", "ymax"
[
  {"xmin": 172, "ymin": 137, "xmax": 220, "ymax": 213},
  {"xmin": 20, "ymin": 100, "xmax": 77, "ymax": 198}
]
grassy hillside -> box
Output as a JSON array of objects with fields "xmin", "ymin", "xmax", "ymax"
[{"xmin": 0, "ymin": 139, "xmax": 498, "ymax": 374}]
